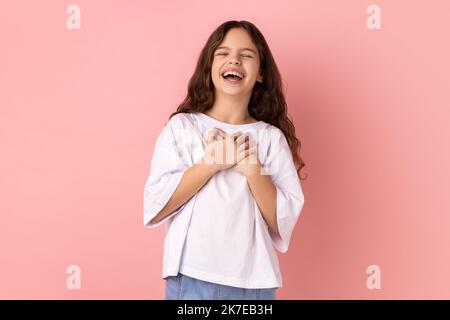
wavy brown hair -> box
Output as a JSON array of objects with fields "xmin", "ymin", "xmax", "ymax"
[{"xmin": 169, "ymin": 20, "xmax": 307, "ymax": 180}]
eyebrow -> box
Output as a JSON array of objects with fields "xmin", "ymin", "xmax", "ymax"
[{"xmin": 215, "ymin": 46, "xmax": 257, "ymax": 54}]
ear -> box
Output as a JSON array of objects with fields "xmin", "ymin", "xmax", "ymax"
[{"xmin": 257, "ymin": 73, "xmax": 263, "ymax": 83}]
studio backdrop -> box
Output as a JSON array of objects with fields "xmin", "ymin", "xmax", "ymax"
[{"xmin": 0, "ymin": 0, "xmax": 449, "ymax": 299}]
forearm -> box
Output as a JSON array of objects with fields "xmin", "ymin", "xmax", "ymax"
[
  {"xmin": 246, "ymin": 170, "xmax": 279, "ymax": 237},
  {"xmin": 149, "ymin": 160, "xmax": 217, "ymax": 224}
]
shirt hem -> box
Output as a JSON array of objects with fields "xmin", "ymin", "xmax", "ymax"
[{"xmin": 178, "ymin": 264, "xmax": 282, "ymax": 289}]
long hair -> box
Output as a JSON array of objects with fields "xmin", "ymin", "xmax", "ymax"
[{"xmin": 169, "ymin": 20, "xmax": 307, "ymax": 180}]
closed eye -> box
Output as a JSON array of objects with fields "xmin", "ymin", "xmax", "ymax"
[{"xmin": 216, "ymin": 53, "xmax": 253, "ymax": 58}]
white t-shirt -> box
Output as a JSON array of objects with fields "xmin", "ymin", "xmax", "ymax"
[{"xmin": 143, "ymin": 112, "xmax": 305, "ymax": 289}]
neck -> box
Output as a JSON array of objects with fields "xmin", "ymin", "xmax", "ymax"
[{"xmin": 207, "ymin": 91, "xmax": 255, "ymax": 125}]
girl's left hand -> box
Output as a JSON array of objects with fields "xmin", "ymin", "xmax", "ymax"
[
  {"xmin": 230, "ymin": 133, "xmax": 262, "ymax": 178},
  {"xmin": 212, "ymin": 128, "xmax": 262, "ymax": 178}
]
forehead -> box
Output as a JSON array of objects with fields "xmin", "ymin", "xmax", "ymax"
[{"xmin": 217, "ymin": 28, "xmax": 258, "ymax": 52}]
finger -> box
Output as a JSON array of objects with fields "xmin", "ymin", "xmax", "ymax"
[
  {"xmin": 235, "ymin": 133, "xmax": 249, "ymax": 146},
  {"xmin": 245, "ymin": 133, "xmax": 255, "ymax": 143},
  {"xmin": 215, "ymin": 127, "xmax": 227, "ymax": 134},
  {"xmin": 207, "ymin": 130, "xmax": 222, "ymax": 145},
  {"xmin": 207, "ymin": 130, "xmax": 217, "ymax": 142},
  {"xmin": 229, "ymin": 131, "xmax": 242, "ymax": 142},
  {"xmin": 205, "ymin": 131, "xmax": 213, "ymax": 144},
  {"xmin": 214, "ymin": 127, "xmax": 227, "ymax": 139},
  {"xmin": 236, "ymin": 133, "xmax": 255, "ymax": 150},
  {"xmin": 243, "ymin": 134, "xmax": 256, "ymax": 147},
  {"xmin": 237, "ymin": 145, "xmax": 258, "ymax": 163},
  {"xmin": 247, "ymin": 144, "xmax": 257, "ymax": 155},
  {"xmin": 246, "ymin": 135, "xmax": 257, "ymax": 151},
  {"xmin": 209, "ymin": 128, "xmax": 224, "ymax": 141},
  {"xmin": 247, "ymin": 137, "xmax": 257, "ymax": 149},
  {"xmin": 237, "ymin": 142, "xmax": 254, "ymax": 159}
]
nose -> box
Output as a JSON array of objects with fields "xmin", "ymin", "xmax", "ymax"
[{"xmin": 228, "ymin": 57, "xmax": 241, "ymax": 65}]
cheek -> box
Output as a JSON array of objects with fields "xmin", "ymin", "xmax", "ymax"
[
  {"xmin": 245, "ymin": 64, "xmax": 260, "ymax": 80},
  {"xmin": 211, "ymin": 63, "xmax": 217, "ymax": 74},
  {"xmin": 210, "ymin": 62, "xmax": 220, "ymax": 78}
]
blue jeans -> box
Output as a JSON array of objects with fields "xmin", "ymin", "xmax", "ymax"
[{"xmin": 165, "ymin": 273, "xmax": 277, "ymax": 300}]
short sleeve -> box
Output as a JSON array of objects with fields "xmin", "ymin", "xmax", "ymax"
[
  {"xmin": 264, "ymin": 128, "xmax": 305, "ymax": 253},
  {"xmin": 143, "ymin": 117, "xmax": 191, "ymax": 228}
]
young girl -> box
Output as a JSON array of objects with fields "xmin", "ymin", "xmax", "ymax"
[{"xmin": 144, "ymin": 20, "xmax": 306, "ymax": 300}]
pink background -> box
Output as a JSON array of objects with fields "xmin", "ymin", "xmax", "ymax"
[{"xmin": 1, "ymin": 0, "xmax": 449, "ymax": 299}]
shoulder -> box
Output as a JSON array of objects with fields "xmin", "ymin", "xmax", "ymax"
[
  {"xmin": 166, "ymin": 112, "xmax": 191, "ymax": 125},
  {"xmin": 159, "ymin": 112, "xmax": 200, "ymax": 145},
  {"xmin": 160, "ymin": 112, "xmax": 196, "ymax": 134},
  {"xmin": 165, "ymin": 112, "xmax": 198, "ymax": 130},
  {"xmin": 260, "ymin": 125, "xmax": 290, "ymax": 156},
  {"xmin": 262, "ymin": 124, "xmax": 286, "ymax": 142}
]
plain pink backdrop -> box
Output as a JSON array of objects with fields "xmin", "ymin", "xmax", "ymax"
[{"xmin": 1, "ymin": 0, "xmax": 449, "ymax": 299}]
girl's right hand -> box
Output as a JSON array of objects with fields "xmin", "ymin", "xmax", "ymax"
[{"xmin": 200, "ymin": 127, "xmax": 248, "ymax": 172}]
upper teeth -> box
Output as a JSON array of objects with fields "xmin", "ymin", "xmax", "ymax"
[{"xmin": 223, "ymin": 71, "xmax": 244, "ymax": 78}]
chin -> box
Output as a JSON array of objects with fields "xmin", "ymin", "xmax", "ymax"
[{"xmin": 221, "ymin": 87, "xmax": 248, "ymax": 96}]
